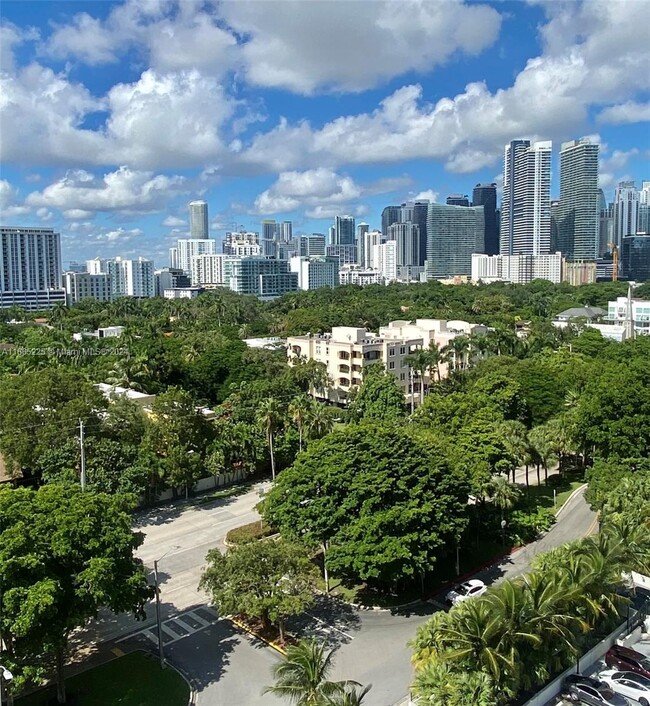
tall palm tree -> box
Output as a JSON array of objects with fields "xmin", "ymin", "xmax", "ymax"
[
  {"xmin": 264, "ymin": 640, "xmax": 357, "ymax": 706},
  {"xmin": 489, "ymin": 476, "xmax": 521, "ymax": 545},
  {"xmin": 498, "ymin": 419, "xmax": 530, "ymax": 484},
  {"xmin": 405, "ymin": 348, "xmax": 430, "ymax": 407},
  {"xmin": 289, "ymin": 394, "xmax": 312, "ymax": 452},
  {"xmin": 443, "ymin": 336, "xmax": 471, "ymax": 372},
  {"xmin": 256, "ymin": 397, "xmax": 283, "ymax": 481}
]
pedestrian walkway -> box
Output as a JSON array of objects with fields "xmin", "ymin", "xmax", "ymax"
[{"xmin": 118, "ymin": 606, "xmax": 219, "ymax": 648}]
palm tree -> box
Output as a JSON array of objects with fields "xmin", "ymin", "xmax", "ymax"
[
  {"xmin": 289, "ymin": 394, "xmax": 312, "ymax": 452},
  {"xmin": 256, "ymin": 397, "xmax": 283, "ymax": 481},
  {"xmin": 405, "ymin": 348, "xmax": 430, "ymax": 407},
  {"xmin": 443, "ymin": 336, "xmax": 471, "ymax": 372},
  {"xmin": 264, "ymin": 639, "xmax": 357, "ymax": 706},
  {"xmin": 489, "ymin": 476, "xmax": 521, "ymax": 545},
  {"xmin": 307, "ymin": 403, "xmax": 335, "ymax": 440},
  {"xmin": 238, "ymin": 323, "xmax": 252, "ymax": 340},
  {"xmin": 528, "ymin": 425, "xmax": 556, "ymax": 485},
  {"xmin": 498, "ymin": 419, "xmax": 530, "ymax": 484},
  {"xmin": 326, "ymin": 684, "xmax": 372, "ymax": 706}
]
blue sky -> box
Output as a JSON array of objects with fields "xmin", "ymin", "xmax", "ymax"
[{"xmin": 1, "ymin": 0, "xmax": 648, "ymax": 267}]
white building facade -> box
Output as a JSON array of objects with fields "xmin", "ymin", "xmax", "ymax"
[
  {"xmin": 175, "ymin": 238, "xmax": 217, "ymax": 273},
  {"xmin": 289, "ymin": 256, "xmax": 340, "ymax": 291},
  {"xmin": 338, "ymin": 267, "xmax": 385, "ymax": 286},
  {"xmin": 471, "ymin": 253, "xmax": 563, "ymax": 284},
  {"xmin": 63, "ymin": 271, "xmax": 112, "ymax": 305}
]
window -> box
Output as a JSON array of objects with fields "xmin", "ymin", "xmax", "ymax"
[
  {"xmin": 400, "ymin": 373, "xmax": 405, "ymax": 381},
  {"xmin": 389, "ymin": 348, "xmax": 395, "ymax": 356},
  {"xmin": 389, "ymin": 361, "xmax": 395, "ymax": 369},
  {"xmin": 400, "ymin": 346, "xmax": 405, "ymax": 354}
]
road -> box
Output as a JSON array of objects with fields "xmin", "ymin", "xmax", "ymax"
[
  {"xmin": 82, "ymin": 483, "xmax": 268, "ymax": 645},
  {"xmin": 100, "ymin": 483, "xmax": 596, "ymax": 706}
]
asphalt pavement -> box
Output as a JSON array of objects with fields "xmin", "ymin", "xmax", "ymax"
[{"xmin": 77, "ymin": 482, "xmax": 597, "ymax": 706}]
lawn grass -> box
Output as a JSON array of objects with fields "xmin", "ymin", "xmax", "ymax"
[
  {"xmin": 520, "ymin": 477, "xmax": 585, "ymax": 512},
  {"xmin": 17, "ymin": 652, "xmax": 190, "ymax": 706}
]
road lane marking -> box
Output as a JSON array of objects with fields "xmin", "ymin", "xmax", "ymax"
[{"xmin": 305, "ymin": 612, "xmax": 354, "ymax": 640}]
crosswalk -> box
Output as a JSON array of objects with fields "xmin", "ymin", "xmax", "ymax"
[{"xmin": 119, "ymin": 606, "xmax": 219, "ymax": 647}]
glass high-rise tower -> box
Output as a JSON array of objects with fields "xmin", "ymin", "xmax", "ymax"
[
  {"xmin": 557, "ymin": 138, "xmax": 600, "ymax": 261},
  {"xmin": 500, "ymin": 140, "xmax": 552, "ymax": 256},
  {"xmin": 426, "ymin": 203, "xmax": 484, "ymax": 279},
  {"xmin": 472, "ymin": 183, "xmax": 498, "ymax": 255},
  {"xmin": 188, "ymin": 200, "xmax": 209, "ymax": 239}
]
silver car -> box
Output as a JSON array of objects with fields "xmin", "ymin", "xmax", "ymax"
[{"xmin": 598, "ymin": 669, "xmax": 650, "ymax": 705}]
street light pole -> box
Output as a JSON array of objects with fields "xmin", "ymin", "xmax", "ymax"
[
  {"xmin": 153, "ymin": 560, "xmax": 165, "ymax": 669},
  {"xmin": 0, "ymin": 665, "xmax": 14, "ymax": 706},
  {"xmin": 501, "ymin": 519, "xmax": 507, "ymax": 548},
  {"xmin": 79, "ymin": 419, "xmax": 86, "ymax": 491}
]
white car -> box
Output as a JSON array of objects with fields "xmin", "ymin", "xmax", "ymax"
[
  {"xmin": 599, "ymin": 669, "xmax": 650, "ymax": 705},
  {"xmin": 445, "ymin": 579, "xmax": 487, "ymax": 605}
]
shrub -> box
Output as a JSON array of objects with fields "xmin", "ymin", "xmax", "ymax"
[{"xmin": 225, "ymin": 519, "xmax": 276, "ymax": 545}]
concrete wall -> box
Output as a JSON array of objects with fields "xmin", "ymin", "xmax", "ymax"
[{"xmin": 144, "ymin": 468, "xmax": 248, "ymax": 505}]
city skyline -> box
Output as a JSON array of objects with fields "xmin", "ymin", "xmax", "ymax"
[{"xmin": 1, "ymin": 0, "xmax": 648, "ymax": 265}]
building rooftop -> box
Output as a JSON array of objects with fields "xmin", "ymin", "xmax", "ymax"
[{"xmin": 556, "ymin": 306, "xmax": 606, "ymax": 320}]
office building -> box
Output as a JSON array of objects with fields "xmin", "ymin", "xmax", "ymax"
[
  {"xmin": 67, "ymin": 261, "xmax": 86, "ymax": 273},
  {"xmin": 331, "ymin": 216, "xmax": 356, "ymax": 246},
  {"xmin": 261, "ymin": 220, "xmax": 281, "ymax": 257},
  {"xmin": 400, "ymin": 201, "xmax": 414, "ymax": 222},
  {"xmin": 280, "ymin": 221, "xmax": 293, "ymax": 243},
  {"xmin": 338, "ymin": 266, "xmax": 385, "ymax": 286},
  {"xmin": 412, "ymin": 201, "xmax": 429, "ymax": 266},
  {"xmin": 169, "ymin": 247, "xmax": 179, "ymax": 269},
  {"xmin": 426, "ymin": 203, "xmax": 484, "ymax": 279},
  {"xmin": 326, "ymin": 244, "xmax": 358, "ymax": 266},
  {"xmin": 471, "ymin": 252, "xmax": 563, "ymax": 284},
  {"xmin": 356, "ymin": 223, "xmax": 369, "ymax": 265},
  {"xmin": 621, "ymin": 235, "xmax": 650, "ymax": 282},
  {"xmin": 223, "ymin": 257, "xmax": 298, "ymax": 300},
  {"xmin": 614, "ymin": 181, "xmax": 640, "ymax": 248},
  {"xmin": 290, "ymin": 256, "xmax": 340, "ymax": 291},
  {"xmin": 381, "ymin": 206, "xmax": 401, "ymax": 237},
  {"xmin": 472, "ymin": 183, "xmax": 499, "ymax": 255},
  {"xmin": 359, "ymin": 229, "xmax": 382, "ymax": 269},
  {"xmin": 154, "ymin": 267, "xmax": 191, "ymax": 296},
  {"xmin": 446, "ymin": 194, "xmax": 469, "ymax": 207},
  {"xmin": 188, "ymin": 200, "xmax": 209, "ymax": 239},
  {"xmin": 557, "ymin": 138, "xmax": 600, "ymax": 260},
  {"xmin": 598, "ymin": 190, "xmax": 614, "ymax": 257},
  {"xmin": 300, "ymin": 234, "xmax": 326, "ymax": 257},
  {"xmin": 174, "ymin": 238, "xmax": 217, "ymax": 273},
  {"xmin": 500, "ymin": 140, "xmax": 552, "ymax": 256},
  {"xmin": 387, "ymin": 222, "xmax": 420, "ymax": 267},
  {"xmin": 0, "ymin": 227, "xmax": 65, "ymax": 309},
  {"xmin": 63, "ymin": 272, "xmax": 112, "ymax": 305}
]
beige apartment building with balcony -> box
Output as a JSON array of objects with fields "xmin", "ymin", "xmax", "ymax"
[
  {"xmin": 287, "ymin": 326, "xmax": 424, "ymax": 406},
  {"xmin": 287, "ymin": 319, "xmax": 488, "ymax": 405}
]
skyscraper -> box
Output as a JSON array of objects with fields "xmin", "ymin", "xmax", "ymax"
[
  {"xmin": 446, "ymin": 194, "xmax": 470, "ymax": 207},
  {"xmin": 280, "ymin": 221, "xmax": 293, "ymax": 243},
  {"xmin": 557, "ymin": 138, "xmax": 600, "ymax": 261},
  {"xmin": 426, "ymin": 204, "xmax": 485, "ymax": 279},
  {"xmin": 176, "ymin": 238, "xmax": 217, "ymax": 273},
  {"xmin": 90, "ymin": 257, "xmax": 155, "ymax": 298},
  {"xmin": 613, "ymin": 181, "xmax": 640, "ymax": 248},
  {"xmin": 332, "ymin": 216, "xmax": 356, "ymax": 246},
  {"xmin": 472, "ymin": 183, "xmax": 498, "ymax": 255},
  {"xmin": 639, "ymin": 182, "xmax": 650, "ymax": 234},
  {"xmin": 360, "ymin": 229, "xmax": 382, "ymax": 269},
  {"xmin": 387, "ymin": 222, "xmax": 420, "ymax": 267},
  {"xmin": 188, "ymin": 200, "xmax": 209, "ymax": 239},
  {"xmin": 356, "ymin": 223, "xmax": 369, "ymax": 265},
  {"xmin": 412, "ymin": 201, "xmax": 429, "ymax": 266},
  {"xmin": 598, "ymin": 189, "xmax": 614, "ymax": 257},
  {"xmin": 381, "ymin": 206, "xmax": 401, "ymax": 237},
  {"xmin": 500, "ymin": 140, "xmax": 552, "ymax": 256},
  {"xmin": 0, "ymin": 227, "xmax": 65, "ymax": 309}
]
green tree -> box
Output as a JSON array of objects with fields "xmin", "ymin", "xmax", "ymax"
[
  {"xmin": 146, "ymin": 387, "xmax": 213, "ymax": 498},
  {"xmin": 412, "ymin": 661, "xmax": 495, "ymax": 706},
  {"xmin": 262, "ymin": 425, "xmax": 470, "ymax": 590},
  {"xmin": 257, "ymin": 397, "xmax": 284, "ymax": 481},
  {"xmin": 199, "ymin": 538, "xmax": 317, "ymax": 641},
  {"xmin": 306, "ymin": 403, "xmax": 335, "ymax": 441},
  {"xmin": 348, "ymin": 366, "xmax": 406, "ymax": 422},
  {"xmin": 0, "ymin": 485, "xmax": 152, "ymax": 703},
  {"xmin": 289, "ymin": 395, "xmax": 313, "ymax": 452},
  {"xmin": 264, "ymin": 639, "xmax": 361, "ymax": 706}
]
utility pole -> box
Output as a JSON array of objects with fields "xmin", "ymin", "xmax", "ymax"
[
  {"xmin": 409, "ymin": 367, "xmax": 415, "ymax": 415},
  {"xmin": 153, "ymin": 560, "xmax": 165, "ymax": 669},
  {"xmin": 79, "ymin": 419, "xmax": 86, "ymax": 491}
]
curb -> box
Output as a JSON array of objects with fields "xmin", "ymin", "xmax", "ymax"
[
  {"xmin": 554, "ymin": 483, "xmax": 587, "ymax": 518},
  {"xmin": 162, "ymin": 654, "xmax": 198, "ymax": 706},
  {"xmin": 229, "ymin": 616, "xmax": 288, "ymax": 655}
]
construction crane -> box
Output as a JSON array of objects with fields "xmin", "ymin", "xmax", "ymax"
[{"xmin": 607, "ymin": 242, "xmax": 619, "ymax": 281}]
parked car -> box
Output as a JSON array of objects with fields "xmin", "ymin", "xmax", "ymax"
[
  {"xmin": 606, "ymin": 646, "xmax": 650, "ymax": 680},
  {"xmin": 563, "ymin": 674, "xmax": 631, "ymax": 705},
  {"xmin": 598, "ymin": 669, "xmax": 650, "ymax": 705},
  {"xmin": 445, "ymin": 579, "xmax": 487, "ymax": 605}
]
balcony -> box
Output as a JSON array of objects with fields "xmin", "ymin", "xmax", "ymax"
[
  {"xmin": 363, "ymin": 351, "xmax": 381, "ymax": 361},
  {"xmin": 338, "ymin": 377, "xmax": 350, "ymax": 387},
  {"xmin": 352, "ymin": 378, "xmax": 362, "ymax": 387},
  {"xmin": 352, "ymin": 364, "xmax": 363, "ymax": 373},
  {"xmin": 339, "ymin": 364, "xmax": 350, "ymax": 373},
  {"xmin": 338, "ymin": 352, "xmax": 350, "ymax": 360}
]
